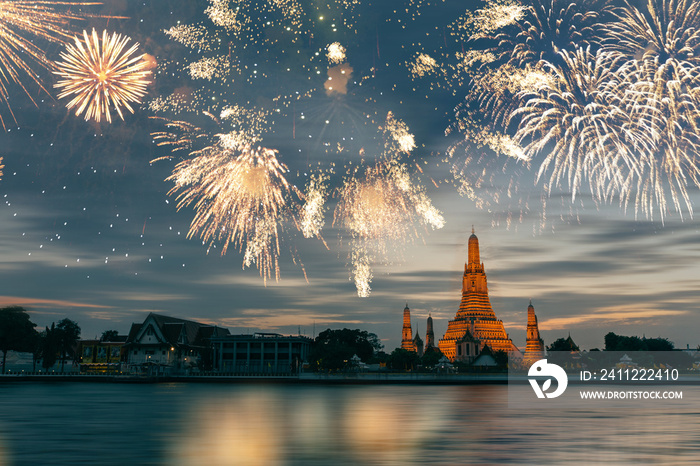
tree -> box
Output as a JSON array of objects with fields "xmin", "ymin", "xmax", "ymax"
[
  {"xmin": 604, "ymin": 332, "xmax": 674, "ymax": 351},
  {"xmin": 0, "ymin": 306, "xmax": 38, "ymax": 373},
  {"xmin": 547, "ymin": 336, "xmax": 580, "ymax": 352},
  {"xmin": 493, "ymin": 350, "xmax": 509, "ymax": 368},
  {"xmin": 420, "ymin": 347, "xmax": 444, "ymax": 368},
  {"xmin": 645, "ymin": 337, "xmax": 674, "ymax": 352},
  {"xmin": 100, "ymin": 330, "xmax": 119, "ymax": 342},
  {"xmin": 41, "ymin": 323, "xmax": 59, "ymax": 370},
  {"xmin": 27, "ymin": 329, "xmax": 42, "ymax": 372},
  {"xmin": 56, "ymin": 318, "xmax": 81, "ymax": 372},
  {"xmin": 367, "ymin": 350, "xmax": 389, "ymax": 365},
  {"xmin": 388, "ymin": 348, "xmax": 419, "ymax": 371},
  {"xmin": 309, "ymin": 328, "xmax": 383, "ymax": 371}
]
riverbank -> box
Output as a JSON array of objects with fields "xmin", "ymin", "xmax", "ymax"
[
  {"xmin": 0, "ymin": 372, "xmax": 510, "ymax": 384},
  {"xmin": 4, "ymin": 372, "xmax": 700, "ymax": 384}
]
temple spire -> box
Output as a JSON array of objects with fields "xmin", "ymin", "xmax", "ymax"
[
  {"xmin": 523, "ymin": 300, "xmax": 544, "ymax": 365},
  {"xmin": 401, "ymin": 304, "xmax": 416, "ymax": 352},
  {"xmin": 468, "ymin": 228, "xmax": 480, "ymax": 266},
  {"xmin": 426, "ymin": 313, "xmax": 435, "ymax": 349}
]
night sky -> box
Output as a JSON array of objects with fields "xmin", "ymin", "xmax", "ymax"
[{"xmin": 1, "ymin": 0, "xmax": 698, "ymax": 352}]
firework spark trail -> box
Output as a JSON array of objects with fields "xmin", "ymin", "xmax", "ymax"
[
  {"xmin": 471, "ymin": 0, "xmax": 526, "ymax": 39},
  {"xmin": 467, "ymin": 64, "xmax": 557, "ymax": 128},
  {"xmin": 409, "ymin": 53, "xmax": 439, "ymax": 78},
  {"xmin": 383, "ymin": 111, "xmax": 416, "ymax": 154},
  {"xmin": 164, "ymin": 24, "xmax": 217, "ymax": 52},
  {"xmin": 0, "ymin": 1, "xmax": 102, "ymax": 128},
  {"xmin": 301, "ymin": 172, "xmax": 329, "ymax": 240},
  {"xmin": 152, "ymin": 0, "xmax": 445, "ymax": 291},
  {"xmin": 188, "ymin": 56, "xmax": 231, "ymax": 81},
  {"xmin": 150, "ymin": 117, "xmax": 207, "ymax": 160},
  {"xmin": 205, "ymin": 0, "xmax": 304, "ymax": 37},
  {"xmin": 54, "ymin": 29, "xmax": 152, "ymax": 123},
  {"xmin": 331, "ymin": 113, "xmax": 443, "ymax": 296}
]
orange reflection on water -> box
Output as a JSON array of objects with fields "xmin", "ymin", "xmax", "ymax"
[
  {"xmin": 168, "ymin": 389, "xmax": 284, "ymax": 466},
  {"xmin": 165, "ymin": 385, "xmax": 449, "ymax": 465}
]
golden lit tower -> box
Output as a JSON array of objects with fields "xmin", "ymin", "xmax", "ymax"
[
  {"xmin": 425, "ymin": 313, "xmax": 435, "ymax": 349},
  {"xmin": 523, "ymin": 300, "xmax": 545, "ymax": 366},
  {"xmin": 439, "ymin": 229, "xmax": 519, "ymax": 361},
  {"xmin": 401, "ymin": 304, "xmax": 416, "ymax": 352}
]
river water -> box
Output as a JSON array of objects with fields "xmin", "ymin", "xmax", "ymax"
[{"xmin": 0, "ymin": 382, "xmax": 698, "ymax": 465}]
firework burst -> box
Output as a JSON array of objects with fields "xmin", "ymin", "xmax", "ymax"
[
  {"xmin": 488, "ymin": 0, "xmax": 613, "ymax": 67},
  {"xmin": 443, "ymin": 0, "xmax": 700, "ymax": 225},
  {"xmin": 512, "ymin": 47, "xmax": 649, "ymax": 203},
  {"xmin": 601, "ymin": 0, "xmax": 700, "ymax": 220},
  {"xmin": 151, "ymin": 108, "xmax": 316, "ymax": 283},
  {"xmin": 54, "ymin": 28, "xmax": 152, "ymax": 123},
  {"xmin": 167, "ymin": 143, "xmax": 303, "ymax": 284},
  {"xmin": 0, "ymin": 1, "xmax": 100, "ymax": 128},
  {"xmin": 334, "ymin": 158, "xmax": 444, "ymax": 297},
  {"xmin": 326, "ymin": 42, "xmax": 346, "ymax": 65},
  {"xmin": 331, "ymin": 113, "xmax": 443, "ymax": 296}
]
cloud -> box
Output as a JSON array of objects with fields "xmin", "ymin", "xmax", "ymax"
[
  {"xmin": 538, "ymin": 306, "xmax": 689, "ymax": 331},
  {"xmin": 0, "ymin": 296, "xmax": 112, "ymax": 310},
  {"xmin": 217, "ymin": 311, "xmax": 367, "ymax": 332}
]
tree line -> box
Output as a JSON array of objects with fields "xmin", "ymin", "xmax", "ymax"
[
  {"xmin": 307, "ymin": 328, "xmax": 452, "ymax": 372},
  {"xmin": 0, "ymin": 306, "xmax": 83, "ymax": 373}
]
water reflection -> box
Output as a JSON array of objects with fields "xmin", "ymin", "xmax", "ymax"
[
  {"xmin": 165, "ymin": 384, "xmax": 700, "ymax": 465},
  {"xmin": 166, "ymin": 385, "xmax": 451, "ymax": 465},
  {"xmin": 1, "ymin": 383, "xmax": 699, "ymax": 465}
]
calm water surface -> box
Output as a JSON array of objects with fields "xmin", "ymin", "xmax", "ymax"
[{"xmin": 0, "ymin": 382, "xmax": 698, "ymax": 465}]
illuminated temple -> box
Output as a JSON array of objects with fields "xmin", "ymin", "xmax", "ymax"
[
  {"xmin": 523, "ymin": 300, "xmax": 545, "ymax": 365},
  {"xmin": 438, "ymin": 229, "xmax": 520, "ymax": 361}
]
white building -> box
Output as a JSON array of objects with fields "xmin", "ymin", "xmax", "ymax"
[{"xmin": 124, "ymin": 313, "xmax": 229, "ymax": 375}]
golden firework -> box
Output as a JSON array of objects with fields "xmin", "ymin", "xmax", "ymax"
[
  {"xmin": 512, "ymin": 48, "xmax": 645, "ymax": 203},
  {"xmin": 167, "ymin": 143, "xmax": 303, "ymax": 284},
  {"xmin": 54, "ymin": 28, "xmax": 152, "ymax": 123},
  {"xmin": 488, "ymin": 0, "xmax": 611, "ymax": 67},
  {"xmin": 409, "ymin": 53, "xmax": 438, "ymax": 78},
  {"xmin": 602, "ymin": 0, "xmax": 700, "ymax": 220},
  {"xmin": 383, "ymin": 111, "xmax": 416, "ymax": 154},
  {"xmin": 301, "ymin": 173, "xmax": 329, "ymax": 240},
  {"xmin": 0, "ymin": 1, "xmax": 100, "ymax": 128},
  {"xmin": 334, "ymin": 159, "xmax": 444, "ymax": 297},
  {"xmin": 326, "ymin": 42, "xmax": 346, "ymax": 65}
]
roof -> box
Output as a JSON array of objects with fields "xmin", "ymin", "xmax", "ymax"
[
  {"xmin": 125, "ymin": 312, "xmax": 230, "ymax": 348},
  {"xmin": 456, "ymin": 330, "xmax": 478, "ymax": 343},
  {"xmin": 473, "ymin": 353, "xmax": 498, "ymax": 366}
]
